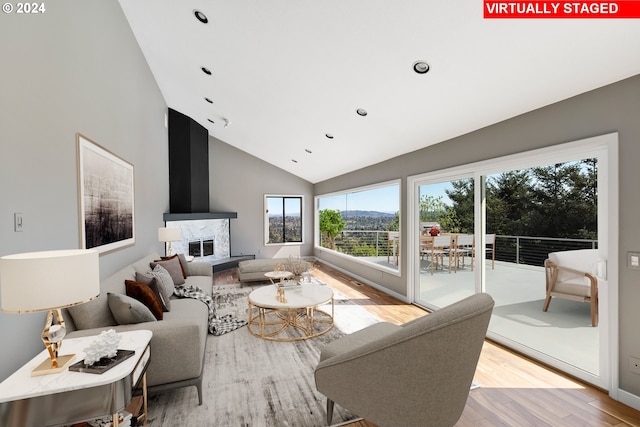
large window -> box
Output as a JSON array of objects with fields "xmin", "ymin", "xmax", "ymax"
[
  {"xmin": 315, "ymin": 180, "xmax": 400, "ymax": 272},
  {"xmin": 265, "ymin": 195, "xmax": 302, "ymax": 244}
]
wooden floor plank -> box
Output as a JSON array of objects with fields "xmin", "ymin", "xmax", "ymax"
[{"xmin": 213, "ymin": 263, "xmax": 640, "ymax": 427}]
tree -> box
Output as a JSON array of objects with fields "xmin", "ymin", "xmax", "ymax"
[
  {"xmin": 566, "ymin": 159, "xmax": 597, "ymax": 239},
  {"xmin": 486, "ymin": 170, "xmax": 534, "ymax": 236},
  {"xmin": 388, "ymin": 211, "xmax": 400, "ymax": 231},
  {"xmin": 530, "ymin": 162, "xmax": 580, "ymax": 237},
  {"xmin": 419, "ymin": 194, "xmax": 447, "ymax": 222},
  {"xmin": 446, "ymin": 179, "xmax": 474, "ymax": 233},
  {"xmin": 319, "ymin": 209, "xmax": 347, "ymax": 250}
]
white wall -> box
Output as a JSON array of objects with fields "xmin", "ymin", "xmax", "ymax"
[
  {"xmin": 208, "ymin": 137, "xmax": 314, "ymax": 259},
  {"xmin": 0, "ymin": 1, "xmax": 168, "ymax": 380}
]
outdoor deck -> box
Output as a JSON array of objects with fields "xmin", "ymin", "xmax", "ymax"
[
  {"xmin": 418, "ymin": 259, "xmax": 598, "ymax": 375},
  {"xmin": 367, "ymin": 255, "xmax": 598, "ymax": 375}
]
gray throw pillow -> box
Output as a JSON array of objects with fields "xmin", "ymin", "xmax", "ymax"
[
  {"xmin": 107, "ymin": 293, "xmax": 157, "ymax": 324},
  {"xmin": 139, "ymin": 265, "xmax": 174, "ymax": 311},
  {"xmin": 176, "ymin": 253, "xmax": 191, "ymax": 276},
  {"xmin": 150, "ymin": 256, "xmax": 186, "ymax": 285}
]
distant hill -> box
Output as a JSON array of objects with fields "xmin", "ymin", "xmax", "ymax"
[{"xmin": 341, "ymin": 210, "xmax": 396, "ymax": 218}]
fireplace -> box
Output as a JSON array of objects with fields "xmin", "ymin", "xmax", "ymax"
[
  {"xmin": 189, "ymin": 238, "xmax": 214, "ymax": 257},
  {"xmin": 164, "ymin": 218, "xmax": 230, "ymax": 262}
]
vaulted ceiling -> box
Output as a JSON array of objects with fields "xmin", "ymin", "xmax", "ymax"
[{"xmin": 119, "ymin": 1, "xmax": 640, "ymax": 183}]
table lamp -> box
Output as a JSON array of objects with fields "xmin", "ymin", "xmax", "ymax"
[
  {"xmin": 0, "ymin": 249, "xmax": 100, "ymax": 376},
  {"xmin": 158, "ymin": 227, "xmax": 181, "ymax": 255}
]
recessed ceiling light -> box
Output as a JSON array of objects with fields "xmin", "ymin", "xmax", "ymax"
[
  {"xmin": 413, "ymin": 61, "xmax": 430, "ymax": 74},
  {"xmin": 194, "ymin": 10, "xmax": 208, "ymax": 24},
  {"xmin": 205, "ymin": 97, "xmax": 213, "ymax": 104},
  {"xmin": 325, "ymin": 133, "xmax": 334, "ymax": 139},
  {"xmin": 305, "ymin": 149, "xmax": 312, "ymax": 154},
  {"xmin": 207, "ymin": 118, "xmax": 215, "ymax": 123},
  {"xmin": 291, "ymin": 159, "xmax": 298, "ymax": 163},
  {"xmin": 201, "ymin": 67, "xmax": 212, "ymax": 75},
  {"xmin": 356, "ymin": 108, "xmax": 368, "ymax": 117}
]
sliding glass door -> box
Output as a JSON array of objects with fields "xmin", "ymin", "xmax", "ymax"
[
  {"xmin": 408, "ymin": 134, "xmax": 617, "ymax": 390},
  {"xmin": 415, "ymin": 178, "xmax": 476, "ymax": 310},
  {"xmin": 484, "ymin": 159, "xmax": 600, "ymax": 377}
]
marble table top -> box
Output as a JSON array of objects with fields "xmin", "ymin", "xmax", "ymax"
[{"xmin": 0, "ymin": 329, "xmax": 152, "ymax": 403}]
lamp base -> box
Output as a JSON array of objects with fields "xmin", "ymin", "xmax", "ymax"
[{"xmin": 31, "ymin": 353, "xmax": 76, "ymax": 376}]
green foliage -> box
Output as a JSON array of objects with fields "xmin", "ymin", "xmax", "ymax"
[
  {"xmin": 319, "ymin": 209, "xmax": 347, "ymax": 249},
  {"xmin": 446, "ymin": 159, "xmax": 598, "ymax": 239},
  {"xmin": 388, "ymin": 211, "xmax": 400, "ymax": 231}
]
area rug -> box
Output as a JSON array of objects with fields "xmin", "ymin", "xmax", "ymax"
[{"xmin": 145, "ymin": 282, "xmax": 379, "ymax": 426}]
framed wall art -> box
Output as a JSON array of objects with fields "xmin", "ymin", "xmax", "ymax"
[{"xmin": 77, "ymin": 133, "xmax": 135, "ymax": 254}]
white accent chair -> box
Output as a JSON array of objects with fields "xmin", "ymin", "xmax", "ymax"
[{"xmin": 543, "ymin": 249, "xmax": 601, "ymax": 327}]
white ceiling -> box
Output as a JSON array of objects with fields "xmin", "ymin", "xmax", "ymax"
[{"xmin": 118, "ymin": 1, "xmax": 640, "ymax": 183}]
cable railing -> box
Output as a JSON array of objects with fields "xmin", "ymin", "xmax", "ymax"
[
  {"xmin": 320, "ymin": 231, "xmax": 597, "ymax": 268},
  {"xmin": 495, "ymin": 235, "xmax": 597, "ymax": 267}
]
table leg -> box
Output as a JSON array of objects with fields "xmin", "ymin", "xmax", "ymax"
[{"xmin": 142, "ymin": 373, "xmax": 148, "ymax": 425}]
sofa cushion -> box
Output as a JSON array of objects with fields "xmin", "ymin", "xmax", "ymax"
[
  {"xmin": 151, "ymin": 256, "xmax": 186, "ymax": 285},
  {"xmin": 238, "ymin": 258, "xmax": 288, "ymax": 274},
  {"xmin": 125, "ymin": 279, "xmax": 164, "ymax": 320},
  {"xmin": 136, "ymin": 265, "xmax": 174, "ymax": 311},
  {"xmin": 108, "ymin": 293, "xmax": 157, "ymax": 324},
  {"xmin": 67, "ymin": 293, "xmax": 117, "ymax": 330}
]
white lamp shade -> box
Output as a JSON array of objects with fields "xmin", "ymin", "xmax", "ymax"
[
  {"xmin": 0, "ymin": 249, "xmax": 100, "ymax": 313},
  {"xmin": 158, "ymin": 227, "xmax": 181, "ymax": 242}
]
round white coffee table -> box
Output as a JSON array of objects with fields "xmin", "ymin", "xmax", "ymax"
[{"xmin": 247, "ymin": 284, "xmax": 334, "ymax": 341}]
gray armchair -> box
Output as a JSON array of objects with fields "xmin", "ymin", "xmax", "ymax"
[{"xmin": 314, "ymin": 293, "xmax": 494, "ymax": 427}]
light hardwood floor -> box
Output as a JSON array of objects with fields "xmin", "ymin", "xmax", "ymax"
[{"xmin": 215, "ymin": 263, "xmax": 640, "ymax": 427}]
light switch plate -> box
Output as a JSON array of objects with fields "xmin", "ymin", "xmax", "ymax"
[
  {"xmin": 628, "ymin": 252, "xmax": 640, "ymax": 270},
  {"xmin": 14, "ymin": 213, "xmax": 24, "ymax": 232}
]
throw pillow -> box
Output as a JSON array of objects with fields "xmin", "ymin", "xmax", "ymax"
[
  {"xmin": 160, "ymin": 253, "xmax": 188, "ymax": 278},
  {"xmin": 150, "ymin": 256, "xmax": 186, "ymax": 285},
  {"xmin": 107, "ymin": 293, "xmax": 157, "ymax": 325},
  {"xmin": 138, "ymin": 265, "xmax": 174, "ymax": 311},
  {"xmin": 124, "ymin": 280, "xmax": 164, "ymax": 320},
  {"xmin": 176, "ymin": 253, "xmax": 191, "ymax": 276}
]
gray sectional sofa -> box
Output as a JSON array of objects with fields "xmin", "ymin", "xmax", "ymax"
[{"xmin": 62, "ymin": 252, "xmax": 211, "ymax": 405}]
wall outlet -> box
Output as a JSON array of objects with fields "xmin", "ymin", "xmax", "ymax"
[{"xmin": 630, "ymin": 356, "xmax": 640, "ymax": 374}]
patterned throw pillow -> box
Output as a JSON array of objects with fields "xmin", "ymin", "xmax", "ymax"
[
  {"xmin": 150, "ymin": 256, "xmax": 186, "ymax": 285},
  {"xmin": 124, "ymin": 280, "xmax": 164, "ymax": 320},
  {"xmin": 139, "ymin": 264, "xmax": 174, "ymax": 311},
  {"xmin": 107, "ymin": 293, "xmax": 157, "ymax": 324}
]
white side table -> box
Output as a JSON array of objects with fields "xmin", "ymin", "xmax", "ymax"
[
  {"xmin": 264, "ymin": 270, "xmax": 293, "ymax": 285},
  {"xmin": 0, "ymin": 329, "xmax": 152, "ymax": 427}
]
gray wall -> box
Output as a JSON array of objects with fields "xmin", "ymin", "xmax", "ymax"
[
  {"xmin": 314, "ymin": 73, "xmax": 640, "ymax": 397},
  {"xmin": 209, "ymin": 137, "xmax": 314, "ymax": 259},
  {"xmin": 0, "ymin": 2, "xmax": 168, "ymax": 380}
]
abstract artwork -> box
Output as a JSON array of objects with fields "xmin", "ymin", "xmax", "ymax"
[{"xmin": 77, "ymin": 133, "xmax": 134, "ymax": 253}]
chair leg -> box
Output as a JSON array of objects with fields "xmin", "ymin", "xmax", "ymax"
[
  {"xmin": 543, "ymin": 295, "xmax": 551, "ymax": 312},
  {"xmin": 591, "ymin": 299, "xmax": 598, "ymax": 327},
  {"xmin": 326, "ymin": 399, "xmax": 334, "ymax": 426}
]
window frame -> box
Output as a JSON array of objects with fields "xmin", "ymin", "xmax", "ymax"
[
  {"xmin": 264, "ymin": 194, "xmax": 304, "ymax": 245},
  {"xmin": 314, "ymin": 179, "xmax": 402, "ymax": 276}
]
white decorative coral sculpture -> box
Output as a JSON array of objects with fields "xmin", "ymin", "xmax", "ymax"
[
  {"xmin": 284, "ymin": 255, "xmax": 312, "ymax": 280},
  {"xmin": 82, "ymin": 329, "xmax": 122, "ymax": 366}
]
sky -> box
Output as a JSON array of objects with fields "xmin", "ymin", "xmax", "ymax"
[
  {"xmin": 318, "ymin": 185, "xmax": 400, "ymax": 213},
  {"xmin": 317, "ymin": 181, "xmax": 456, "ymax": 213}
]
